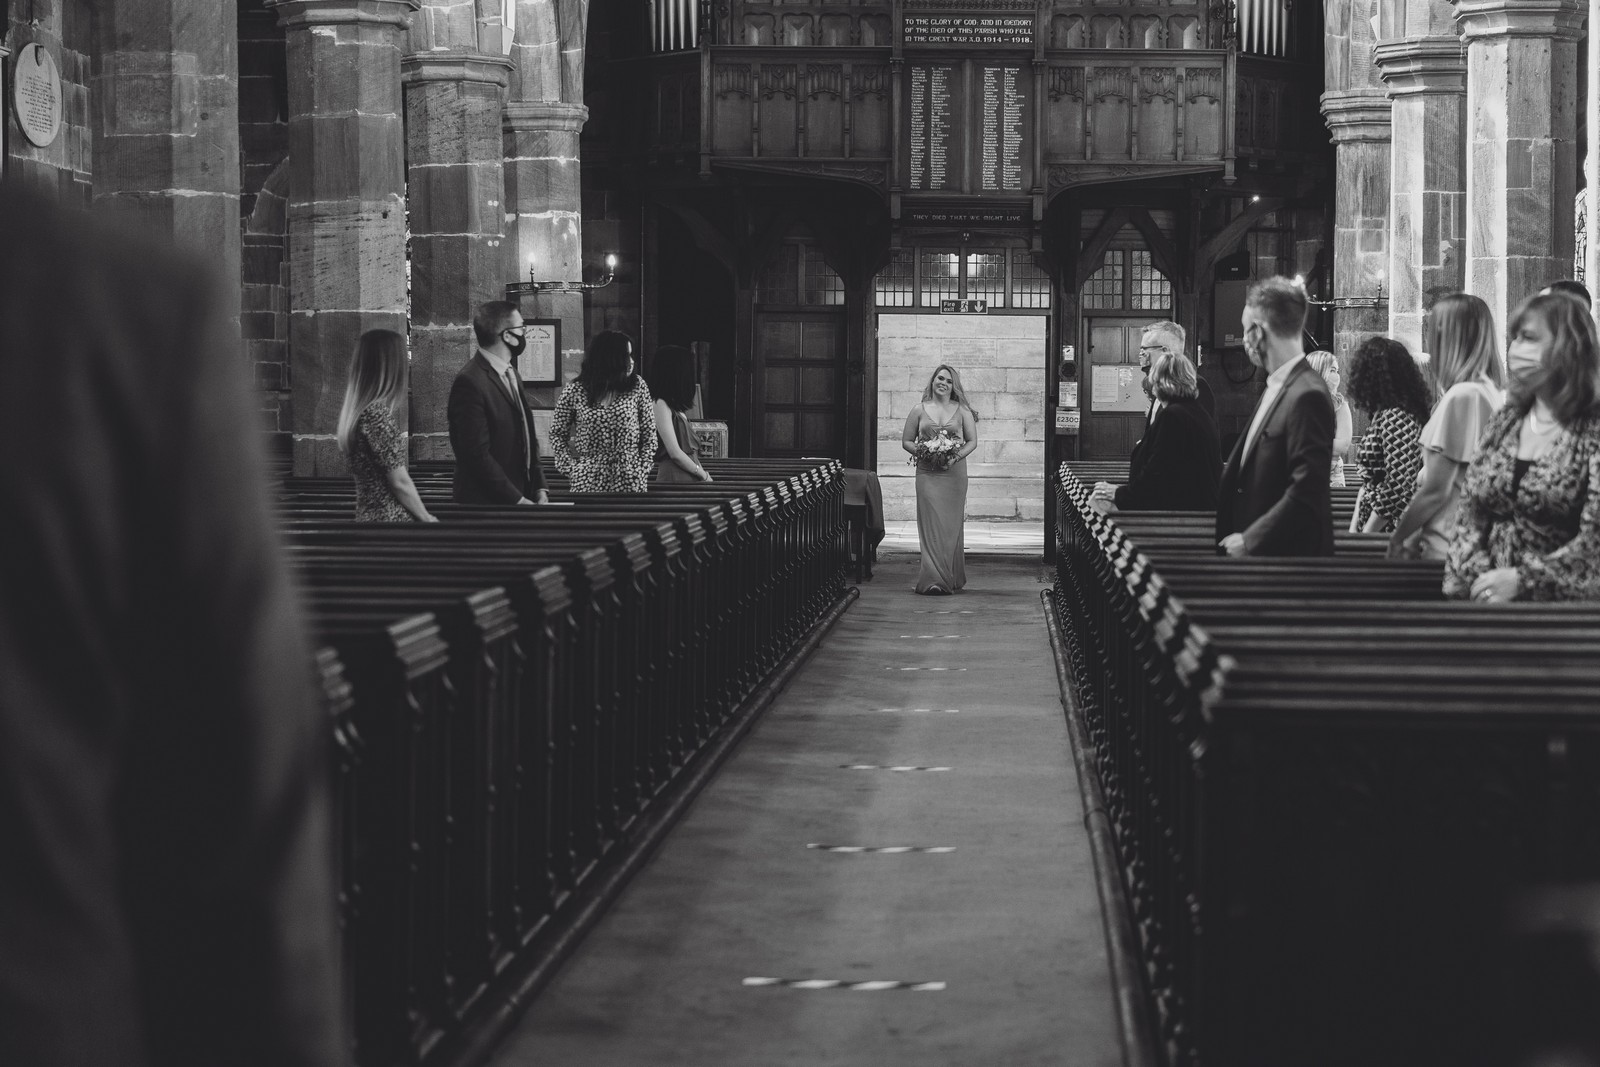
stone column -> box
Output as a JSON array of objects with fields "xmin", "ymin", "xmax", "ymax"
[
  {"xmin": 1321, "ymin": 88, "xmax": 1392, "ymax": 367},
  {"xmin": 1456, "ymin": 0, "xmax": 1583, "ymax": 332},
  {"xmin": 94, "ymin": 0, "xmax": 241, "ymax": 331},
  {"xmin": 503, "ymin": 101, "xmax": 590, "ymax": 397},
  {"xmin": 1585, "ymin": 0, "xmax": 1600, "ymax": 298},
  {"xmin": 269, "ymin": 0, "xmax": 419, "ymax": 475},
  {"xmin": 1375, "ymin": 36, "xmax": 1467, "ymax": 353},
  {"xmin": 403, "ymin": 52, "xmax": 515, "ymax": 461}
]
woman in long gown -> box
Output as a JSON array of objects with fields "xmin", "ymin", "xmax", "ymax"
[{"xmin": 900, "ymin": 364, "xmax": 980, "ymax": 594}]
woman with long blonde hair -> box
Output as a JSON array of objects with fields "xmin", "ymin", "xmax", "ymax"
[
  {"xmin": 1388, "ymin": 293, "xmax": 1504, "ymax": 558},
  {"xmin": 900, "ymin": 363, "xmax": 980, "ymax": 594},
  {"xmin": 336, "ymin": 328, "xmax": 436, "ymax": 522},
  {"xmin": 1305, "ymin": 350, "xmax": 1352, "ymax": 486}
]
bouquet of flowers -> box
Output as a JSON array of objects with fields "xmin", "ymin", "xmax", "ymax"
[{"xmin": 910, "ymin": 429, "xmax": 963, "ymax": 472}]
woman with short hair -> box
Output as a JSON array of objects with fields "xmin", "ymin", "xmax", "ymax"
[
  {"xmin": 646, "ymin": 345, "xmax": 712, "ymax": 483},
  {"xmin": 1388, "ymin": 292, "xmax": 1507, "ymax": 558},
  {"xmin": 335, "ymin": 328, "xmax": 436, "ymax": 522},
  {"xmin": 551, "ymin": 330, "xmax": 658, "ymax": 493},
  {"xmin": 1091, "ymin": 351, "xmax": 1221, "ymax": 513},
  {"xmin": 1446, "ymin": 291, "xmax": 1600, "ymax": 601},
  {"xmin": 1346, "ymin": 336, "xmax": 1432, "ymax": 533}
]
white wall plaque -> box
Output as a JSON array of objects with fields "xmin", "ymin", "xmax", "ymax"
[{"xmin": 13, "ymin": 43, "xmax": 63, "ymax": 149}]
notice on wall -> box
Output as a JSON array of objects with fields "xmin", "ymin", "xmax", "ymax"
[
  {"xmin": 13, "ymin": 43, "xmax": 63, "ymax": 149},
  {"xmin": 904, "ymin": 15, "xmax": 1033, "ymax": 46},
  {"xmin": 1091, "ymin": 365, "xmax": 1148, "ymax": 412},
  {"xmin": 908, "ymin": 64, "xmax": 957, "ymax": 191},
  {"xmin": 979, "ymin": 66, "xmax": 1025, "ymax": 192}
]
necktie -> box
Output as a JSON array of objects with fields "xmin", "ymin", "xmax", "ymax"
[{"xmin": 503, "ymin": 366, "xmax": 532, "ymax": 476}]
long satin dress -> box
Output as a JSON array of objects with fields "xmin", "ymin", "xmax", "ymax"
[{"xmin": 913, "ymin": 406, "xmax": 969, "ymax": 593}]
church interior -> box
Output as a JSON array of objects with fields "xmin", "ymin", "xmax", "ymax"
[{"xmin": 5, "ymin": 0, "xmax": 1600, "ymax": 1064}]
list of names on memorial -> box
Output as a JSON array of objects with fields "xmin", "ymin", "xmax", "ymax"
[
  {"xmin": 908, "ymin": 64, "xmax": 957, "ymax": 191},
  {"xmin": 980, "ymin": 66, "xmax": 1025, "ymax": 192}
]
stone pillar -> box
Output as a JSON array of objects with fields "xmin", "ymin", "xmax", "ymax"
[
  {"xmin": 94, "ymin": 0, "xmax": 241, "ymax": 331},
  {"xmin": 503, "ymin": 101, "xmax": 590, "ymax": 395},
  {"xmin": 1585, "ymin": 0, "xmax": 1600, "ymax": 298},
  {"xmin": 1321, "ymin": 88, "xmax": 1392, "ymax": 367},
  {"xmin": 1375, "ymin": 36, "xmax": 1467, "ymax": 353},
  {"xmin": 1456, "ymin": 0, "xmax": 1583, "ymax": 332},
  {"xmin": 269, "ymin": 0, "xmax": 419, "ymax": 475},
  {"xmin": 403, "ymin": 52, "xmax": 515, "ymax": 461}
]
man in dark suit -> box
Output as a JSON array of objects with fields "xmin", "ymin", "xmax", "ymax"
[
  {"xmin": 0, "ymin": 188, "xmax": 344, "ymax": 1065},
  {"xmin": 1216, "ymin": 276, "xmax": 1336, "ymax": 556},
  {"xmin": 1139, "ymin": 320, "xmax": 1215, "ymax": 424},
  {"xmin": 449, "ymin": 300, "xmax": 550, "ymax": 505}
]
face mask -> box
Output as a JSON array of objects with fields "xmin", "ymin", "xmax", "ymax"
[
  {"xmin": 1506, "ymin": 346, "xmax": 1542, "ymax": 383},
  {"xmin": 1243, "ymin": 325, "xmax": 1266, "ymax": 368},
  {"xmin": 503, "ymin": 330, "xmax": 527, "ymax": 356}
]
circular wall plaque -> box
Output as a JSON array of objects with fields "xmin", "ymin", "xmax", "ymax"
[{"xmin": 13, "ymin": 43, "xmax": 63, "ymax": 149}]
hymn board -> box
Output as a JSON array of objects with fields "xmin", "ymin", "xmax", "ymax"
[{"xmin": 900, "ymin": 5, "xmax": 1035, "ymax": 201}]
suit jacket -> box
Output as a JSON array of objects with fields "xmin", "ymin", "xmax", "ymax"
[
  {"xmin": 1116, "ymin": 397, "xmax": 1222, "ymax": 511},
  {"xmin": 0, "ymin": 187, "xmax": 343, "ymax": 1066},
  {"xmin": 448, "ymin": 353, "xmax": 548, "ymax": 504},
  {"xmin": 1215, "ymin": 357, "xmax": 1336, "ymax": 555}
]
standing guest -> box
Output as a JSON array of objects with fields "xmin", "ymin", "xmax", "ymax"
[
  {"xmin": 1388, "ymin": 293, "xmax": 1506, "ymax": 559},
  {"xmin": 0, "ymin": 187, "xmax": 344, "ymax": 1066},
  {"xmin": 1346, "ymin": 336, "xmax": 1431, "ymax": 533},
  {"xmin": 646, "ymin": 345, "xmax": 712, "ymax": 483},
  {"xmin": 1541, "ymin": 279, "xmax": 1593, "ymax": 312},
  {"xmin": 1305, "ymin": 350, "xmax": 1353, "ymax": 486},
  {"xmin": 1216, "ymin": 276, "xmax": 1336, "ymax": 556},
  {"xmin": 336, "ymin": 328, "xmax": 437, "ymax": 522},
  {"xmin": 1091, "ymin": 352, "xmax": 1221, "ymax": 513},
  {"xmin": 1446, "ymin": 292, "xmax": 1600, "ymax": 601},
  {"xmin": 449, "ymin": 300, "xmax": 550, "ymax": 505},
  {"xmin": 901, "ymin": 364, "xmax": 980, "ymax": 594},
  {"xmin": 552, "ymin": 330, "xmax": 658, "ymax": 493},
  {"xmin": 1139, "ymin": 319, "xmax": 1216, "ymax": 424}
]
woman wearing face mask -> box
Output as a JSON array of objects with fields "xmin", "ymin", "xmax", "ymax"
[
  {"xmin": 900, "ymin": 364, "xmax": 980, "ymax": 595},
  {"xmin": 1305, "ymin": 351, "xmax": 1352, "ymax": 487},
  {"xmin": 1444, "ymin": 292, "xmax": 1600, "ymax": 601},
  {"xmin": 1388, "ymin": 293, "xmax": 1507, "ymax": 559},
  {"xmin": 550, "ymin": 330, "xmax": 658, "ymax": 493}
]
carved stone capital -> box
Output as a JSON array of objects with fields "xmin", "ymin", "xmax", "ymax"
[
  {"xmin": 402, "ymin": 51, "xmax": 514, "ymax": 88},
  {"xmin": 1320, "ymin": 88, "xmax": 1393, "ymax": 143},
  {"xmin": 1373, "ymin": 36, "xmax": 1467, "ymax": 96},
  {"xmin": 502, "ymin": 100, "xmax": 590, "ymax": 134},
  {"xmin": 1452, "ymin": 0, "xmax": 1584, "ymax": 43},
  {"xmin": 267, "ymin": 0, "xmax": 421, "ymax": 30}
]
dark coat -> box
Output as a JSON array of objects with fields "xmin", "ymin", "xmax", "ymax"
[
  {"xmin": 0, "ymin": 187, "xmax": 344, "ymax": 1066},
  {"xmin": 1216, "ymin": 357, "xmax": 1336, "ymax": 555},
  {"xmin": 448, "ymin": 353, "xmax": 548, "ymax": 504},
  {"xmin": 1116, "ymin": 397, "xmax": 1222, "ymax": 511}
]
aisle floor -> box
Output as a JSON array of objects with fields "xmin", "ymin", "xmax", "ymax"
[{"xmin": 493, "ymin": 554, "xmax": 1118, "ymax": 1067}]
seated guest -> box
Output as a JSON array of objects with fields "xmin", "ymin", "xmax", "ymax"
[
  {"xmin": 1389, "ymin": 293, "xmax": 1506, "ymax": 558},
  {"xmin": 1092, "ymin": 352, "xmax": 1221, "ymax": 513},
  {"xmin": 1446, "ymin": 291, "xmax": 1600, "ymax": 601},
  {"xmin": 1305, "ymin": 350, "xmax": 1353, "ymax": 487},
  {"xmin": 336, "ymin": 328, "xmax": 436, "ymax": 522},
  {"xmin": 551, "ymin": 330, "xmax": 658, "ymax": 493},
  {"xmin": 646, "ymin": 345, "xmax": 712, "ymax": 483},
  {"xmin": 1346, "ymin": 336, "xmax": 1431, "ymax": 533}
]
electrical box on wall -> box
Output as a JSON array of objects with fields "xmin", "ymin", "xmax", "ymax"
[{"xmin": 1213, "ymin": 280, "xmax": 1251, "ymax": 348}]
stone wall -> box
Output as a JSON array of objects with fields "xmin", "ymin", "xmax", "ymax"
[
  {"xmin": 4, "ymin": 0, "xmax": 94, "ymax": 206},
  {"xmin": 876, "ymin": 314, "xmax": 1046, "ymax": 522},
  {"xmin": 239, "ymin": 2, "xmax": 291, "ymax": 453}
]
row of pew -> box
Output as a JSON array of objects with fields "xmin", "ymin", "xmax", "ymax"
[
  {"xmin": 276, "ymin": 459, "xmax": 848, "ymax": 1066},
  {"xmin": 1052, "ymin": 460, "xmax": 1600, "ymax": 1067}
]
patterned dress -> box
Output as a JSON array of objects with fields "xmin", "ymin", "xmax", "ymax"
[
  {"xmin": 551, "ymin": 378, "xmax": 658, "ymax": 492},
  {"xmin": 1444, "ymin": 407, "xmax": 1600, "ymax": 600},
  {"xmin": 349, "ymin": 403, "xmax": 413, "ymax": 522},
  {"xmin": 1353, "ymin": 407, "xmax": 1423, "ymax": 532}
]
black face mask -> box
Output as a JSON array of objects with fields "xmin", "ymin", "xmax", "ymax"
[{"xmin": 502, "ymin": 330, "xmax": 527, "ymax": 356}]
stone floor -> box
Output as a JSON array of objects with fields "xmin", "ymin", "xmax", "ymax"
[{"xmin": 491, "ymin": 555, "xmax": 1118, "ymax": 1067}]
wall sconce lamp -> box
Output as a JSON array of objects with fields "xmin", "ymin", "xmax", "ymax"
[
  {"xmin": 1294, "ymin": 272, "xmax": 1387, "ymax": 311},
  {"xmin": 506, "ymin": 253, "xmax": 619, "ymax": 301}
]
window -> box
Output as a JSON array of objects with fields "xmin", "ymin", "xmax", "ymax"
[
  {"xmin": 758, "ymin": 242, "xmax": 843, "ymax": 306},
  {"xmin": 1082, "ymin": 252, "xmax": 1124, "ymax": 310},
  {"xmin": 1011, "ymin": 251, "xmax": 1051, "ymax": 310},
  {"xmin": 965, "ymin": 251, "xmax": 1006, "ymax": 308},
  {"xmin": 919, "ymin": 249, "xmax": 960, "ymax": 305},
  {"xmin": 757, "ymin": 244, "xmax": 800, "ymax": 305},
  {"xmin": 1081, "ymin": 249, "xmax": 1172, "ymax": 312},
  {"xmin": 1130, "ymin": 251, "xmax": 1172, "ymax": 310},
  {"xmin": 805, "ymin": 247, "xmax": 845, "ymax": 306},
  {"xmin": 874, "ymin": 250, "xmax": 914, "ymax": 307}
]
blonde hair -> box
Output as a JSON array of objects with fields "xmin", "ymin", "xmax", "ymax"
[
  {"xmin": 1305, "ymin": 350, "xmax": 1342, "ymax": 400},
  {"xmin": 1425, "ymin": 293, "xmax": 1505, "ymax": 396},
  {"xmin": 335, "ymin": 329, "xmax": 409, "ymax": 453},
  {"xmin": 1149, "ymin": 351, "xmax": 1198, "ymax": 401},
  {"xmin": 921, "ymin": 364, "xmax": 981, "ymax": 421}
]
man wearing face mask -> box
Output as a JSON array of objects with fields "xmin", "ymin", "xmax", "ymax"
[
  {"xmin": 1215, "ymin": 276, "xmax": 1336, "ymax": 556},
  {"xmin": 449, "ymin": 300, "xmax": 551, "ymax": 505}
]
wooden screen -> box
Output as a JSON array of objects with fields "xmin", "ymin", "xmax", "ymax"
[{"xmin": 753, "ymin": 313, "xmax": 845, "ymax": 458}]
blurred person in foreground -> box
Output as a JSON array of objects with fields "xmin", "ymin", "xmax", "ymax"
[
  {"xmin": 1446, "ymin": 291, "xmax": 1600, "ymax": 601},
  {"xmin": 336, "ymin": 328, "xmax": 436, "ymax": 522},
  {"xmin": 1216, "ymin": 276, "xmax": 1336, "ymax": 557},
  {"xmin": 0, "ymin": 187, "xmax": 344, "ymax": 1065},
  {"xmin": 1346, "ymin": 336, "xmax": 1432, "ymax": 533},
  {"xmin": 1091, "ymin": 351, "xmax": 1221, "ymax": 513}
]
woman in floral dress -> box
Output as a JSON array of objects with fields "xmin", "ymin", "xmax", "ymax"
[
  {"xmin": 551, "ymin": 330, "xmax": 658, "ymax": 493},
  {"xmin": 1346, "ymin": 336, "xmax": 1431, "ymax": 533},
  {"xmin": 335, "ymin": 328, "xmax": 436, "ymax": 522}
]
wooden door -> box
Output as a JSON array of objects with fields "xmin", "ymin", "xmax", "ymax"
[
  {"xmin": 753, "ymin": 312, "xmax": 845, "ymax": 458},
  {"xmin": 1081, "ymin": 317, "xmax": 1153, "ymax": 459}
]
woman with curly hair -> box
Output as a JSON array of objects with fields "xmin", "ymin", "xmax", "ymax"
[
  {"xmin": 550, "ymin": 330, "xmax": 658, "ymax": 493},
  {"xmin": 1345, "ymin": 336, "xmax": 1432, "ymax": 532}
]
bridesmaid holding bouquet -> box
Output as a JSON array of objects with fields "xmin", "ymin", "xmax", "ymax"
[{"xmin": 900, "ymin": 364, "xmax": 980, "ymax": 594}]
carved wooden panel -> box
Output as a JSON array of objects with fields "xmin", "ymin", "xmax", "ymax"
[
  {"xmin": 1047, "ymin": 66, "xmax": 1087, "ymax": 162},
  {"xmin": 759, "ymin": 65, "xmax": 799, "ymax": 156},
  {"xmin": 850, "ymin": 65, "xmax": 891, "ymax": 156},
  {"xmin": 713, "ymin": 63, "xmax": 754, "ymax": 156},
  {"xmin": 1140, "ymin": 67, "xmax": 1178, "ymax": 162},
  {"xmin": 805, "ymin": 64, "xmax": 844, "ymax": 157}
]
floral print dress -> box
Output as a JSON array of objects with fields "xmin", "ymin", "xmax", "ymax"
[
  {"xmin": 1444, "ymin": 406, "xmax": 1600, "ymax": 600},
  {"xmin": 1353, "ymin": 407, "xmax": 1423, "ymax": 532},
  {"xmin": 550, "ymin": 379, "xmax": 658, "ymax": 492},
  {"xmin": 349, "ymin": 403, "xmax": 413, "ymax": 522}
]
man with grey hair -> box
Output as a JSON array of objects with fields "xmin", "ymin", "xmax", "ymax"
[{"xmin": 1138, "ymin": 319, "xmax": 1215, "ymax": 423}]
